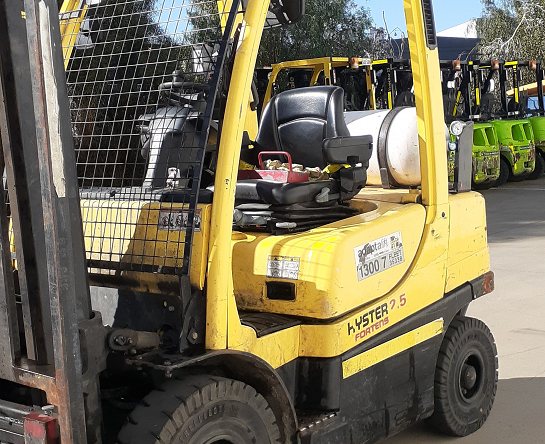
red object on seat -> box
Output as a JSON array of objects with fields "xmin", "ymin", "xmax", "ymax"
[{"xmin": 238, "ymin": 151, "xmax": 310, "ymax": 183}]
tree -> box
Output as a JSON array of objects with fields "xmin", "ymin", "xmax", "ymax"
[
  {"xmin": 477, "ymin": 0, "xmax": 545, "ymax": 60},
  {"xmin": 66, "ymin": 0, "xmax": 223, "ymax": 186},
  {"xmin": 258, "ymin": 0, "xmax": 375, "ymax": 66}
]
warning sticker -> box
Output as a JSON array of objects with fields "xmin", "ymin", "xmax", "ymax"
[
  {"xmin": 267, "ymin": 256, "xmax": 300, "ymax": 280},
  {"xmin": 158, "ymin": 210, "xmax": 201, "ymax": 232},
  {"xmin": 354, "ymin": 232, "xmax": 404, "ymax": 281}
]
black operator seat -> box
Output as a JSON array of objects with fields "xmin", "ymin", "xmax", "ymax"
[{"xmin": 238, "ymin": 86, "xmax": 373, "ymax": 206}]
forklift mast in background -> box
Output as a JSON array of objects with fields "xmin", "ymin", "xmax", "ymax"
[
  {"xmin": 535, "ymin": 62, "xmax": 545, "ymax": 115},
  {"xmin": 0, "ymin": 1, "xmax": 104, "ymax": 442},
  {"xmin": 509, "ymin": 60, "xmax": 544, "ymax": 116},
  {"xmin": 442, "ymin": 60, "xmax": 482, "ymax": 122},
  {"xmin": 499, "ymin": 60, "xmax": 526, "ymax": 117},
  {"xmin": 371, "ymin": 58, "xmax": 414, "ymax": 109}
]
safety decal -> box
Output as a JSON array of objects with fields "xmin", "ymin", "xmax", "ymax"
[
  {"xmin": 267, "ymin": 256, "xmax": 300, "ymax": 280},
  {"xmin": 158, "ymin": 209, "xmax": 201, "ymax": 232},
  {"xmin": 354, "ymin": 232, "xmax": 404, "ymax": 281}
]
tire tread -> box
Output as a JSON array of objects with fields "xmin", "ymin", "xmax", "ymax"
[
  {"xmin": 116, "ymin": 375, "xmax": 281, "ymax": 444},
  {"xmin": 429, "ymin": 316, "xmax": 498, "ymax": 437}
]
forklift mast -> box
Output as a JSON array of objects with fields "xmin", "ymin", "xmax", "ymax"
[
  {"xmin": 476, "ymin": 60, "xmax": 502, "ymax": 118},
  {"xmin": 371, "ymin": 58, "xmax": 414, "ymax": 109},
  {"xmin": 535, "ymin": 62, "xmax": 545, "ymax": 115},
  {"xmin": 500, "ymin": 61, "xmax": 524, "ymax": 117},
  {"xmin": 512, "ymin": 60, "xmax": 544, "ymax": 116},
  {"xmin": 442, "ymin": 60, "xmax": 482, "ymax": 122},
  {"xmin": 0, "ymin": 0, "xmax": 103, "ymax": 441}
]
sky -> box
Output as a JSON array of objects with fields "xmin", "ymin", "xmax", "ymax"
[{"xmin": 358, "ymin": 0, "xmax": 482, "ymax": 38}]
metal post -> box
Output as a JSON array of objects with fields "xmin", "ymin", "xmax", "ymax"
[
  {"xmin": 0, "ymin": 110, "xmax": 19, "ymax": 381},
  {"xmin": 0, "ymin": 0, "xmax": 104, "ymax": 442},
  {"xmin": 499, "ymin": 63, "xmax": 509, "ymax": 116},
  {"xmin": 537, "ymin": 63, "xmax": 545, "ymax": 116},
  {"xmin": 23, "ymin": 0, "xmax": 102, "ymax": 441},
  {"xmin": 0, "ymin": 0, "xmax": 54, "ymax": 366},
  {"xmin": 512, "ymin": 63, "xmax": 520, "ymax": 109}
]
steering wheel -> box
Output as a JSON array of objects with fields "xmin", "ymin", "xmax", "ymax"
[{"xmin": 159, "ymin": 81, "xmax": 210, "ymax": 93}]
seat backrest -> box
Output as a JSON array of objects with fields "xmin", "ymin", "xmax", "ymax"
[{"xmin": 255, "ymin": 86, "xmax": 350, "ymax": 168}]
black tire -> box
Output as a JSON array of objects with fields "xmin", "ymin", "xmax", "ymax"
[
  {"xmin": 429, "ymin": 316, "xmax": 498, "ymax": 437},
  {"xmin": 508, "ymin": 172, "xmax": 528, "ymax": 182},
  {"xmin": 117, "ymin": 375, "xmax": 281, "ymax": 444},
  {"xmin": 493, "ymin": 157, "xmax": 510, "ymax": 187},
  {"xmin": 528, "ymin": 151, "xmax": 545, "ymax": 180},
  {"xmin": 472, "ymin": 180, "xmax": 494, "ymax": 191}
]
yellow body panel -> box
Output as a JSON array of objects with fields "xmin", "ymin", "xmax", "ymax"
[
  {"xmin": 242, "ymin": 193, "xmax": 485, "ymax": 367},
  {"xmin": 229, "ymin": 324, "xmax": 301, "ymax": 370},
  {"xmin": 81, "ymin": 201, "xmax": 212, "ymax": 291},
  {"xmin": 232, "ymin": 199, "xmax": 426, "ymax": 319},
  {"xmin": 59, "ymin": 0, "xmax": 88, "ymax": 68},
  {"xmin": 446, "ymin": 192, "xmax": 490, "ymax": 292}
]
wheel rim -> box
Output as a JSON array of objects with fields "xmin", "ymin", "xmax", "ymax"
[
  {"xmin": 186, "ymin": 415, "xmax": 259, "ymax": 444},
  {"xmin": 457, "ymin": 349, "xmax": 484, "ymax": 402}
]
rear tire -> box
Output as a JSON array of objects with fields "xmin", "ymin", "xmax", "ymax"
[
  {"xmin": 117, "ymin": 375, "xmax": 281, "ymax": 444},
  {"xmin": 429, "ymin": 316, "xmax": 498, "ymax": 437},
  {"xmin": 528, "ymin": 151, "xmax": 545, "ymax": 180},
  {"xmin": 508, "ymin": 172, "xmax": 528, "ymax": 182},
  {"xmin": 472, "ymin": 180, "xmax": 494, "ymax": 191},
  {"xmin": 493, "ymin": 158, "xmax": 510, "ymax": 187}
]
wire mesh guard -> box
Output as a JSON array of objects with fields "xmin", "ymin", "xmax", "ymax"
[{"xmin": 62, "ymin": 0, "xmax": 236, "ymax": 276}]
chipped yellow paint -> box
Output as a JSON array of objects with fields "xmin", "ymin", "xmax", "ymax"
[
  {"xmin": 232, "ymin": 200, "xmax": 427, "ymax": 320},
  {"xmin": 59, "ymin": 0, "xmax": 88, "ymax": 69},
  {"xmin": 206, "ymin": 0, "xmax": 271, "ymax": 350}
]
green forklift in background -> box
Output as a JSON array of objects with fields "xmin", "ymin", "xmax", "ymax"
[
  {"xmin": 508, "ymin": 60, "xmax": 545, "ymax": 179},
  {"xmin": 478, "ymin": 60, "xmax": 536, "ymax": 185},
  {"xmin": 441, "ymin": 60, "xmax": 501, "ymax": 189}
]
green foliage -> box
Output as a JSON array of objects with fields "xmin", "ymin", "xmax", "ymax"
[
  {"xmin": 477, "ymin": 0, "xmax": 545, "ymax": 60},
  {"xmin": 67, "ymin": 0, "xmax": 223, "ymax": 185},
  {"xmin": 258, "ymin": 0, "xmax": 375, "ymax": 66}
]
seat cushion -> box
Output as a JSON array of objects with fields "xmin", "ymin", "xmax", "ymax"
[{"xmin": 235, "ymin": 179, "xmax": 339, "ymax": 206}]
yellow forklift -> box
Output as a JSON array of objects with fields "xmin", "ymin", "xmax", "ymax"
[
  {"xmin": 0, "ymin": 0, "xmax": 497, "ymax": 443},
  {"xmin": 262, "ymin": 56, "xmax": 373, "ymax": 111}
]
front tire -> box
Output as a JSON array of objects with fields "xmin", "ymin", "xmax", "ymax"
[
  {"xmin": 117, "ymin": 375, "xmax": 281, "ymax": 444},
  {"xmin": 494, "ymin": 157, "xmax": 510, "ymax": 187},
  {"xmin": 528, "ymin": 151, "xmax": 545, "ymax": 180},
  {"xmin": 429, "ymin": 316, "xmax": 498, "ymax": 437}
]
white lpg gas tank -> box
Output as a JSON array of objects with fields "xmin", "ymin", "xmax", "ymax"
[{"xmin": 345, "ymin": 108, "xmax": 429, "ymax": 187}]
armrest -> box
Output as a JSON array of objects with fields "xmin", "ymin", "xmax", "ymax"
[{"xmin": 322, "ymin": 135, "xmax": 373, "ymax": 165}]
